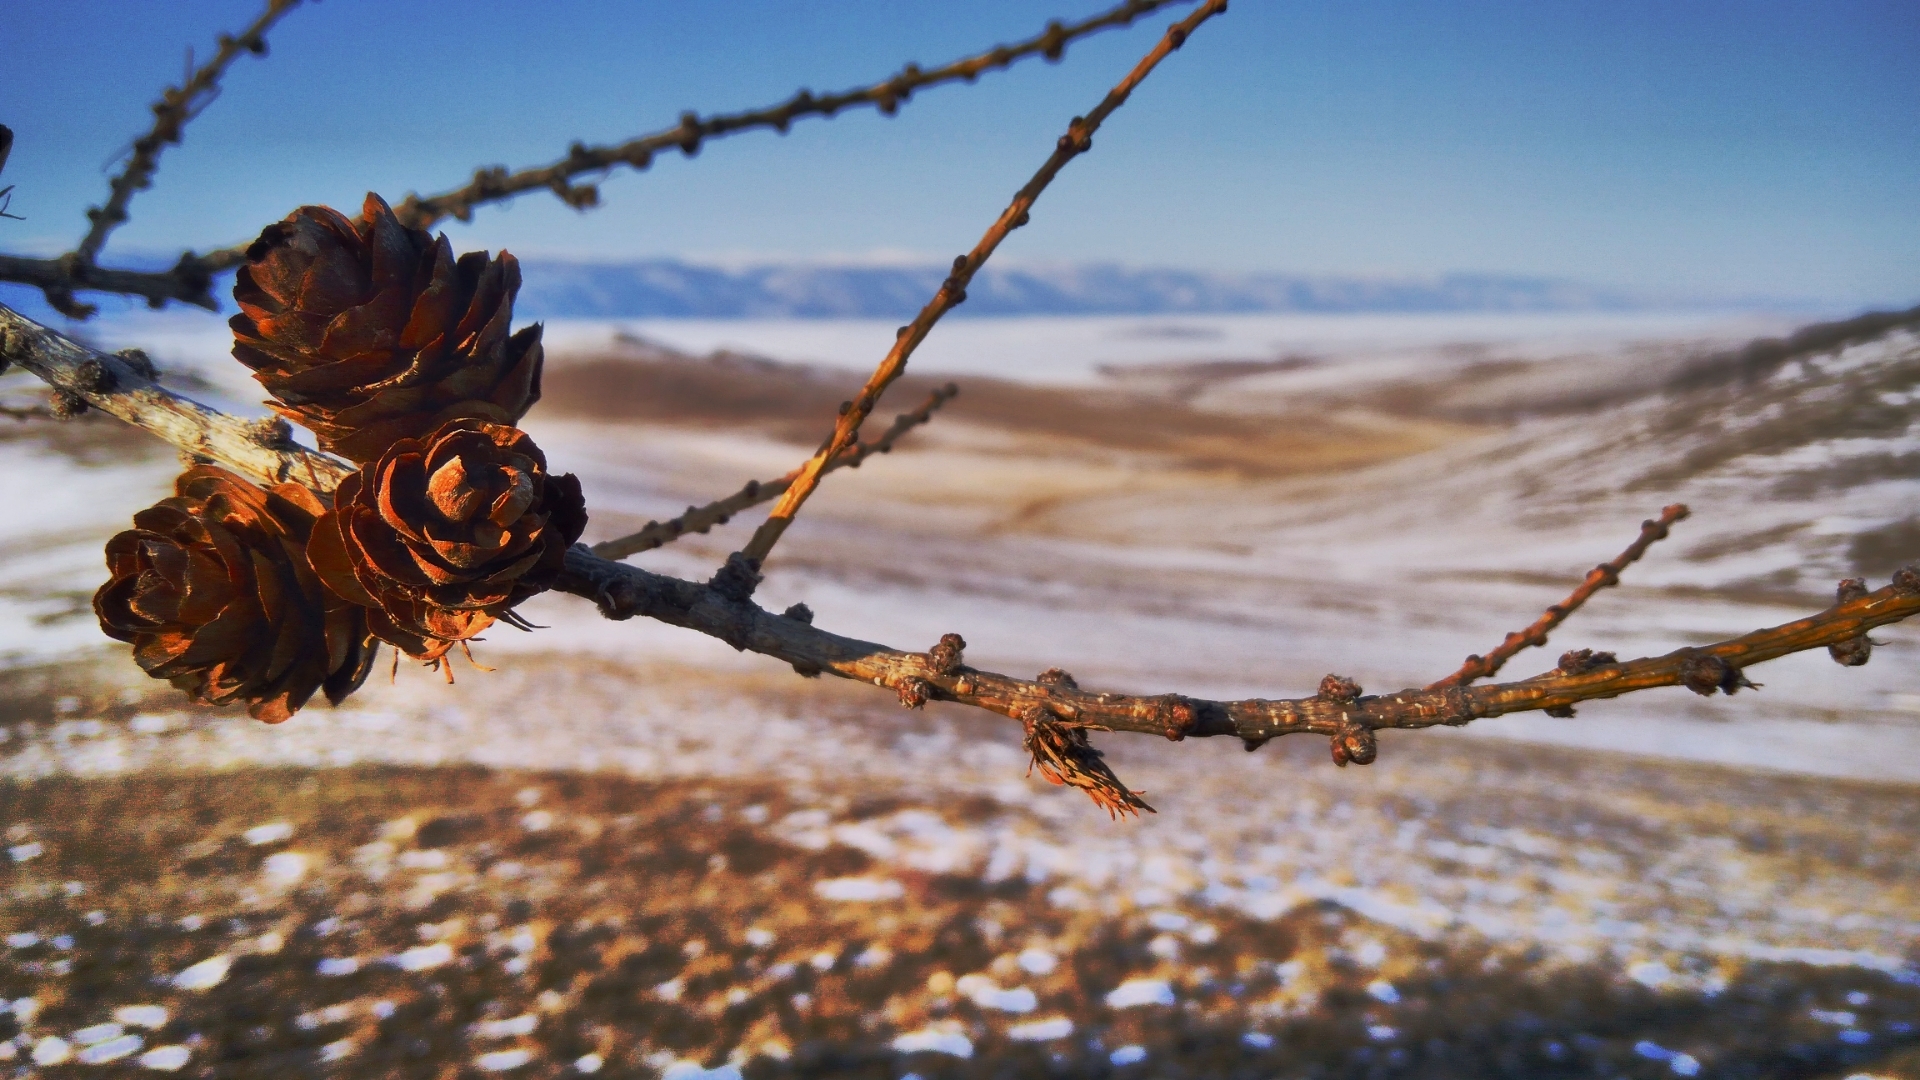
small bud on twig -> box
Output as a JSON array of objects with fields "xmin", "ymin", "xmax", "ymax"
[
  {"xmin": 1829, "ymin": 578, "xmax": 1874, "ymax": 666},
  {"xmin": 1679, "ymin": 653, "xmax": 1755, "ymax": 696},
  {"xmin": 245, "ymin": 416, "xmax": 295, "ymax": 448},
  {"xmin": 50, "ymin": 389, "xmax": 88, "ymax": 419},
  {"xmin": 73, "ymin": 357, "xmax": 116, "ymax": 394},
  {"xmin": 1318, "ymin": 674, "xmax": 1362, "ymax": 701},
  {"xmin": 1037, "ymin": 667, "xmax": 1078, "ymax": 689},
  {"xmin": 1556, "ymin": 649, "xmax": 1617, "ymax": 675},
  {"xmin": 1330, "ymin": 723, "xmax": 1376, "ymax": 767},
  {"xmin": 928, "ymin": 633, "xmax": 966, "ymax": 676},
  {"xmin": 896, "ymin": 677, "xmax": 932, "ymax": 709},
  {"xmin": 113, "ymin": 348, "xmax": 157, "ymax": 380}
]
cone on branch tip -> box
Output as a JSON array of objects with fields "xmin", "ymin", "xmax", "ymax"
[
  {"xmin": 94, "ymin": 467, "xmax": 377, "ymax": 723},
  {"xmin": 231, "ymin": 193, "xmax": 544, "ymax": 463},
  {"xmin": 309, "ymin": 419, "xmax": 587, "ymax": 662}
]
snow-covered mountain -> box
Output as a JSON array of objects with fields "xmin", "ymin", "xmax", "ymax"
[{"xmin": 514, "ymin": 259, "xmax": 1735, "ymax": 320}]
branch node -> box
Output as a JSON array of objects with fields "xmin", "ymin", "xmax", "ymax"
[
  {"xmin": 1037, "ymin": 667, "xmax": 1078, "ymax": 689},
  {"xmin": 1543, "ymin": 705, "xmax": 1576, "ymax": 718},
  {"xmin": 113, "ymin": 347, "xmax": 158, "ymax": 380},
  {"xmin": 0, "ymin": 324, "xmax": 25, "ymax": 369},
  {"xmin": 780, "ymin": 603, "xmax": 814, "ymax": 625},
  {"xmin": 1042, "ymin": 20, "xmax": 1068, "ymax": 60},
  {"xmin": 1330, "ymin": 722, "xmax": 1376, "ymax": 767},
  {"xmin": 927, "ymin": 633, "xmax": 966, "ymax": 676},
  {"xmin": 1153, "ymin": 693, "xmax": 1197, "ymax": 741},
  {"xmin": 245, "ymin": 415, "xmax": 296, "ymax": 448},
  {"xmin": 1317, "ymin": 673, "xmax": 1362, "ymax": 701},
  {"xmin": 897, "ymin": 677, "xmax": 932, "ymax": 709},
  {"xmin": 1891, "ymin": 566, "xmax": 1920, "ymax": 596},
  {"xmin": 1556, "ymin": 649, "xmax": 1617, "ymax": 675},
  {"xmin": 1829, "ymin": 578, "xmax": 1874, "ymax": 666},
  {"xmin": 73, "ymin": 357, "xmax": 116, "ymax": 394},
  {"xmin": 1678, "ymin": 653, "xmax": 1756, "ymax": 697},
  {"xmin": 49, "ymin": 389, "xmax": 88, "ymax": 419},
  {"xmin": 708, "ymin": 552, "xmax": 762, "ymax": 603}
]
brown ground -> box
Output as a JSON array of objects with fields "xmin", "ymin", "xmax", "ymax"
[
  {"xmin": 2, "ymin": 766, "xmax": 1918, "ymax": 1080},
  {"xmin": 533, "ymin": 341, "xmax": 1475, "ymax": 479}
]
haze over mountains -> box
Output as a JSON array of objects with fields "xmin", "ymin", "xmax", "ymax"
[{"xmin": 513, "ymin": 259, "xmax": 1760, "ymax": 320}]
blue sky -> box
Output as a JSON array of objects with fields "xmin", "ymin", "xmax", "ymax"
[{"xmin": 3, "ymin": 1, "xmax": 1917, "ymax": 307}]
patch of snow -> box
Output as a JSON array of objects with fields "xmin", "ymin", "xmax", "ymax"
[
  {"xmin": 243, "ymin": 821, "xmax": 294, "ymax": 846},
  {"xmin": 171, "ymin": 955, "xmax": 231, "ymax": 991},
  {"xmin": 1006, "ymin": 1017, "xmax": 1073, "ymax": 1041},
  {"xmin": 814, "ymin": 877, "xmax": 904, "ymax": 902},
  {"xmin": 890, "ymin": 1025, "xmax": 973, "ymax": 1058},
  {"xmin": 138, "ymin": 1044, "xmax": 191, "ymax": 1071},
  {"xmin": 1105, "ymin": 979, "xmax": 1175, "ymax": 1008}
]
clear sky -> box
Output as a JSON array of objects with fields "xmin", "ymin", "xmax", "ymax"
[{"xmin": 4, "ymin": 1, "xmax": 1917, "ymax": 307}]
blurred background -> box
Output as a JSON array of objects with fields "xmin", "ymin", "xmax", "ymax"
[{"xmin": 0, "ymin": 2, "xmax": 1917, "ymax": 1077}]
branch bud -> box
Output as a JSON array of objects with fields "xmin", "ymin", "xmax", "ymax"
[
  {"xmin": 927, "ymin": 633, "xmax": 966, "ymax": 676},
  {"xmin": 1317, "ymin": 674, "xmax": 1362, "ymax": 701},
  {"xmin": 1330, "ymin": 724, "xmax": 1376, "ymax": 767}
]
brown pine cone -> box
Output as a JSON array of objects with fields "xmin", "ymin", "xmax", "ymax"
[
  {"xmin": 309, "ymin": 419, "xmax": 587, "ymax": 661},
  {"xmin": 230, "ymin": 193, "xmax": 543, "ymax": 463},
  {"xmin": 94, "ymin": 466, "xmax": 378, "ymax": 723}
]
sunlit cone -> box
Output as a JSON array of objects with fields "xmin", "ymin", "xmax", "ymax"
[
  {"xmin": 309, "ymin": 419, "xmax": 587, "ymax": 662},
  {"xmin": 94, "ymin": 467, "xmax": 378, "ymax": 722},
  {"xmin": 230, "ymin": 192, "xmax": 543, "ymax": 463}
]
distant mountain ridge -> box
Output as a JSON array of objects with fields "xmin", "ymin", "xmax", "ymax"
[{"xmin": 513, "ymin": 259, "xmax": 1724, "ymax": 319}]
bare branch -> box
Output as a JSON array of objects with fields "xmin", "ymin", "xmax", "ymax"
[
  {"xmin": 384, "ymin": 0, "xmax": 1201, "ymax": 232},
  {"xmin": 44, "ymin": 0, "xmax": 303, "ymax": 317},
  {"xmin": 0, "ymin": 0, "xmax": 1193, "ymax": 315},
  {"xmin": 738, "ymin": 0, "xmax": 1231, "ymax": 570},
  {"xmin": 553, "ymin": 549, "xmax": 1920, "ymax": 751},
  {"xmin": 1431, "ymin": 503, "xmax": 1691, "ymax": 689},
  {"xmin": 590, "ymin": 383, "xmax": 957, "ymax": 562},
  {"xmin": 4, "ymin": 303, "xmax": 1914, "ymax": 812},
  {"xmin": 0, "ymin": 252, "xmax": 220, "ymax": 316},
  {"xmin": 0, "ymin": 303, "xmax": 350, "ymax": 490}
]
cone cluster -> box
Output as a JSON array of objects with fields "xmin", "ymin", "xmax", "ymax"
[{"xmin": 96, "ymin": 195, "xmax": 585, "ymax": 720}]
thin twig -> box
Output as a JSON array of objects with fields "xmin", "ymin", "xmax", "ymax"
[
  {"xmin": 4, "ymin": 304, "xmax": 1915, "ymax": 814},
  {"xmin": 738, "ymin": 0, "xmax": 1230, "ymax": 569},
  {"xmin": 1430, "ymin": 503, "xmax": 1691, "ymax": 689},
  {"xmin": 0, "ymin": 125, "xmax": 18, "ymax": 222},
  {"xmin": 0, "ymin": 403, "xmax": 55, "ymax": 421},
  {"xmin": 386, "ymin": 0, "xmax": 1198, "ymax": 231},
  {"xmin": 45, "ymin": 0, "xmax": 302, "ymax": 318},
  {"xmin": 559, "ymin": 550, "xmax": 1920, "ymax": 750},
  {"xmin": 591, "ymin": 383, "xmax": 957, "ymax": 562},
  {"xmin": 0, "ymin": 253, "xmax": 221, "ymax": 313},
  {"xmin": 0, "ymin": 0, "xmax": 1192, "ymax": 315}
]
